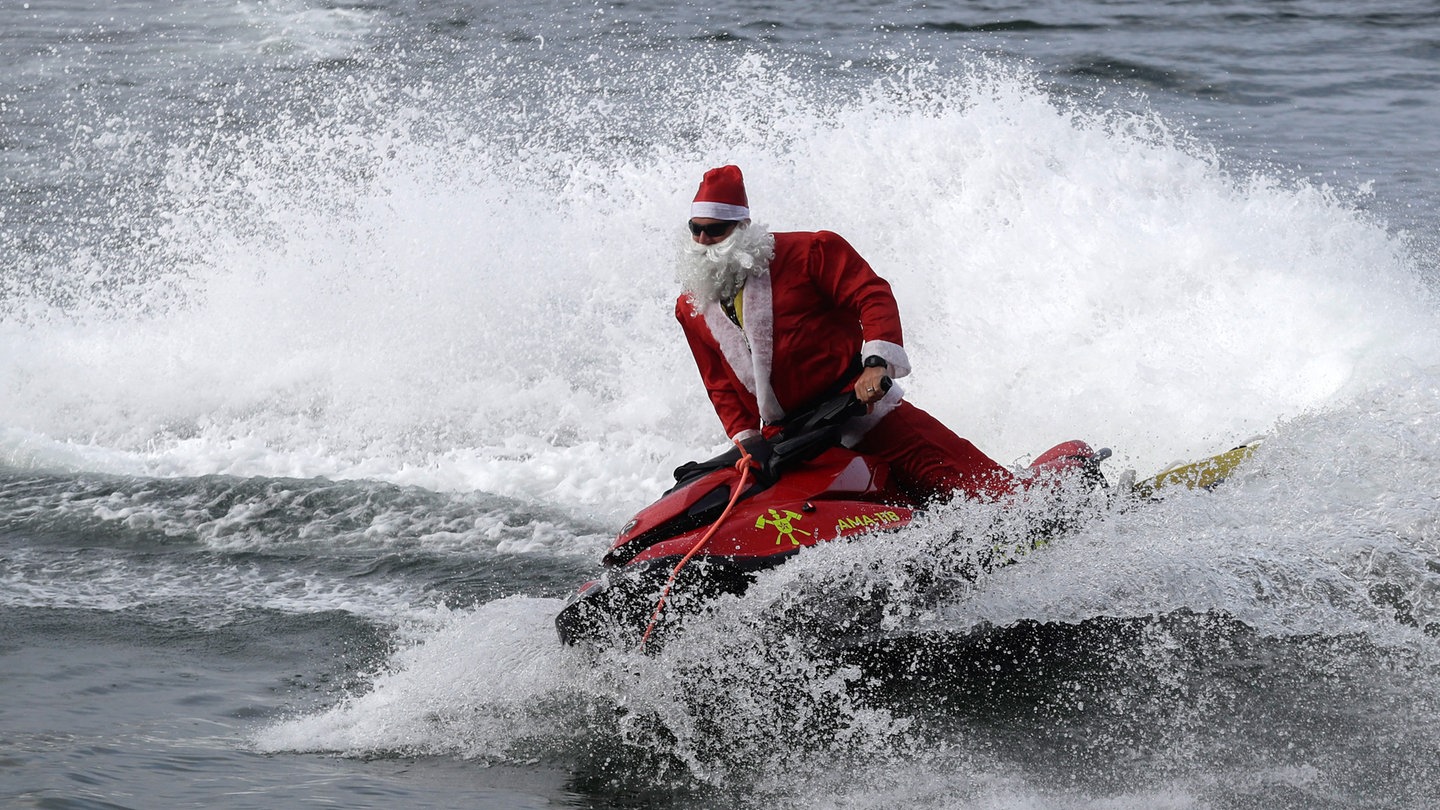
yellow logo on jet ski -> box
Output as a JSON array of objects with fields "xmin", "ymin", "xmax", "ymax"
[
  {"xmin": 756, "ymin": 509, "xmax": 812, "ymax": 546},
  {"xmin": 834, "ymin": 510, "xmax": 902, "ymax": 533}
]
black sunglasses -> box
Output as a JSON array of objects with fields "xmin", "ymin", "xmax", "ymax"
[{"xmin": 688, "ymin": 220, "xmax": 739, "ymax": 238}]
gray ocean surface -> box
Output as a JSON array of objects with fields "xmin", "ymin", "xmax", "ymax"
[{"xmin": 4, "ymin": 2, "xmax": 1440, "ymax": 809}]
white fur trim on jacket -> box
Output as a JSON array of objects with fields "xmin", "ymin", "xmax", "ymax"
[
  {"xmin": 742, "ymin": 271, "xmax": 785, "ymax": 423},
  {"xmin": 700, "ymin": 302, "xmax": 756, "ymax": 395},
  {"xmin": 860, "ymin": 339, "xmax": 911, "ymax": 379}
]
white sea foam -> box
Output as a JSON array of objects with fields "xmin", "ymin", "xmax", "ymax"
[{"xmin": 254, "ymin": 596, "xmax": 593, "ymax": 758}]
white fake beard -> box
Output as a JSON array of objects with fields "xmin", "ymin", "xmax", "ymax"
[{"xmin": 675, "ymin": 223, "xmax": 776, "ymax": 304}]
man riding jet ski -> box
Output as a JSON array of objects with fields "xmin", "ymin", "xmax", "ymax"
[{"xmin": 555, "ymin": 165, "xmax": 1114, "ymax": 647}]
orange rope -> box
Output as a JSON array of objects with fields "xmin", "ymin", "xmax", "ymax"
[{"xmin": 637, "ymin": 439, "xmax": 757, "ymax": 651}]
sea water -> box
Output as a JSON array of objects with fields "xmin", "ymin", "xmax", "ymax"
[{"xmin": 3, "ymin": 2, "xmax": 1439, "ymax": 808}]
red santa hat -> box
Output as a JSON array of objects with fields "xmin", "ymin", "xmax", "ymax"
[{"xmin": 690, "ymin": 165, "xmax": 750, "ymax": 220}]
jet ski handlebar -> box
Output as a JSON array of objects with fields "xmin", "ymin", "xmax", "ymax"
[{"xmin": 671, "ymin": 377, "xmax": 891, "ymax": 486}]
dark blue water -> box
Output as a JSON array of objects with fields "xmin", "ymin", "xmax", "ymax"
[{"xmin": 4, "ymin": 2, "xmax": 1440, "ymax": 808}]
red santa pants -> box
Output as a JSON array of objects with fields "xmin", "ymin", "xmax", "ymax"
[{"xmin": 854, "ymin": 400, "xmax": 1017, "ymax": 503}]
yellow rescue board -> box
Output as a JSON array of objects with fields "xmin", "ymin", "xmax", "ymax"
[{"xmin": 1133, "ymin": 443, "xmax": 1258, "ymax": 498}]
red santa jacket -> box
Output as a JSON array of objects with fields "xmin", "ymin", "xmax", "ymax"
[{"xmin": 676, "ymin": 230, "xmax": 912, "ymax": 445}]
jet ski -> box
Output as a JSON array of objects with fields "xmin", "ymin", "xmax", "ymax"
[{"xmin": 555, "ymin": 385, "xmax": 1114, "ymax": 648}]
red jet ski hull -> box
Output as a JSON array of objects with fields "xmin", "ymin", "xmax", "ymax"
[{"xmin": 555, "ymin": 438, "xmax": 1106, "ymax": 647}]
